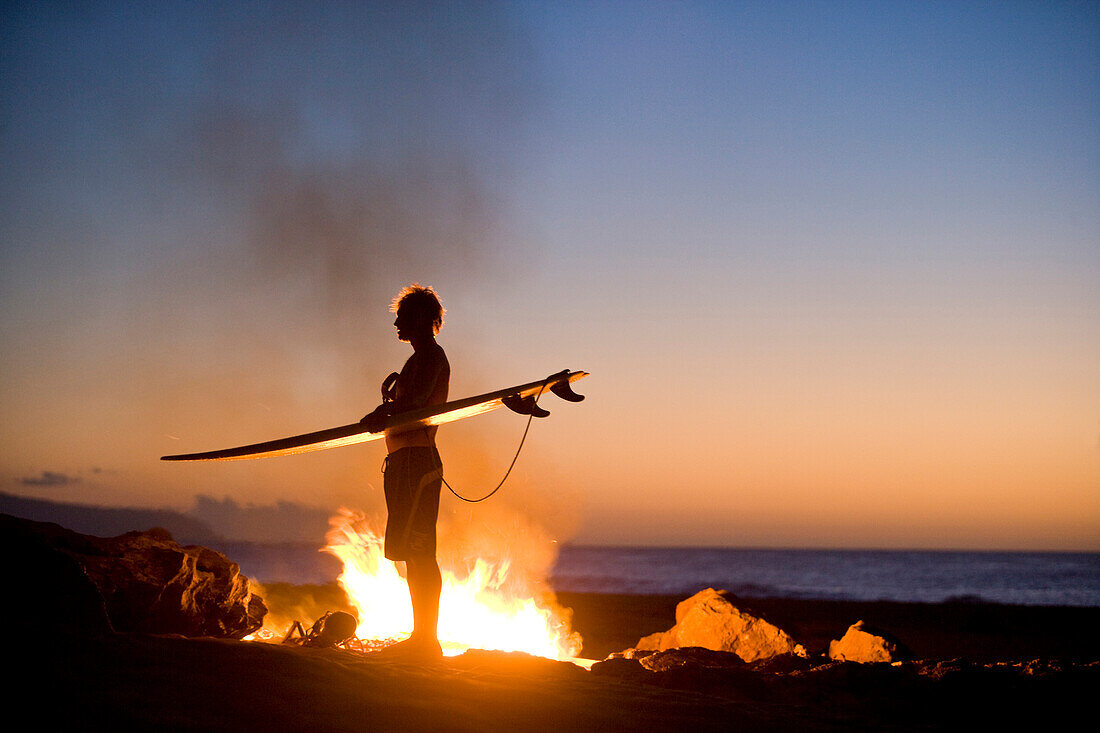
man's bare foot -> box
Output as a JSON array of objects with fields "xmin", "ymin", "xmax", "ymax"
[{"xmin": 372, "ymin": 635, "xmax": 443, "ymax": 661}]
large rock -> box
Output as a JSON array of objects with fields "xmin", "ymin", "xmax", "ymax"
[
  {"xmin": 1, "ymin": 513, "xmax": 265, "ymax": 638},
  {"xmin": 633, "ymin": 588, "xmax": 807, "ymax": 662},
  {"xmin": 2, "ymin": 514, "xmax": 114, "ymax": 636},
  {"xmin": 828, "ymin": 620, "xmax": 912, "ymax": 663}
]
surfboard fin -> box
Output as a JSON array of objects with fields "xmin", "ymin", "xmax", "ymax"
[
  {"xmin": 502, "ymin": 394, "xmax": 551, "ymax": 418},
  {"xmin": 549, "ymin": 372, "xmax": 585, "ymax": 402}
]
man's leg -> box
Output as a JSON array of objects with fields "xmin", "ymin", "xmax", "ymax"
[{"xmin": 406, "ymin": 555, "xmax": 442, "ymax": 643}]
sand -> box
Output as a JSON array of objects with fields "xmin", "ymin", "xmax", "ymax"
[{"xmin": 14, "ymin": 592, "xmax": 1097, "ymax": 731}]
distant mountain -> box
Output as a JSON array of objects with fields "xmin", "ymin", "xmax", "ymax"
[
  {"xmin": 0, "ymin": 492, "xmax": 222, "ymax": 545},
  {"xmin": 188, "ymin": 495, "xmax": 332, "ymax": 544}
]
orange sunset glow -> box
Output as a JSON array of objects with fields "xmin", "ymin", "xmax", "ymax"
[{"xmin": 1, "ymin": 2, "xmax": 1097, "ymax": 555}]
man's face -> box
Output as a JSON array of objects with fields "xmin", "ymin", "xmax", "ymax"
[{"xmin": 394, "ymin": 308, "xmax": 422, "ymax": 342}]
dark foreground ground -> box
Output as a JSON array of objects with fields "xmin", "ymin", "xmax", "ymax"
[{"xmin": 12, "ymin": 592, "xmax": 1097, "ymax": 731}]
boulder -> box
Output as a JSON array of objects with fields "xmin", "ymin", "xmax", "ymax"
[
  {"xmin": 589, "ymin": 655, "xmax": 650, "ymax": 681},
  {"xmin": 636, "ymin": 646, "xmax": 746, "ymax": 673},
  {"xmin": 828, "ymin": 620, "xmax": 912, "ymax": 663},
  {"xmin": 594, "ymin": 646, "xmax": 771, "ymax": 701},
  {"xmin": 1, "ymin": 513, "xmax": 113, "ymax": 636},
  {"xmin": 632, "ymin": 588, "xmax": 807, "ymax": 662},
  {"xmin": 1, "ymin": 513, "xmax": 265, "ymax": 638}
]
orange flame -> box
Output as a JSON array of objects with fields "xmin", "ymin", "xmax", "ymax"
[{"xmin": 323, "ymin": 507, "xmax": 581, "ymax": 660}]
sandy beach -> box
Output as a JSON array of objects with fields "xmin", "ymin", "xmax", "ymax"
[{"xmin": 14, "ymin": 590, "xmax": 1096, "ymax": 731}]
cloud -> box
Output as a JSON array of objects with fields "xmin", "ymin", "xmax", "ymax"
[
  {"xmin": 19, "ymin": 471, "xmax": 78, "ymax": 487},
  {"xmin": 188, "ymin": 494, "xmax": 332, "ymax": 544},
  {"xmin": 121, "ymin": 3, "xmax": 536, "ymax": 389}
]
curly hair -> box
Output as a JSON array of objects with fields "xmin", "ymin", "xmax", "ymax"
[{"xmin": 390, "ymin": 283, "xmax": 445, "ymax": 334}]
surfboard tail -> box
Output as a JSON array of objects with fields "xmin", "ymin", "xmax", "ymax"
[
  {"xmin": 550, "ymin": 377, "xmax": 585, "ymax": 402},
  {"xmin": 502, "ymin": 369, "xmax": 586, "ymax": 417},
  {"xmin": 502, "ymin": 394, "xmax": 550, "ymax": 417}
]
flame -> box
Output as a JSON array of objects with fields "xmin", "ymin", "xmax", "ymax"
[{"xmin": 322, "ymin": 507, "xmax": 581, "ymax": 660}]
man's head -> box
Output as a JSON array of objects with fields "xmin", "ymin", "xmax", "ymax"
[{"xmin": 391, "ymin": 283, "xmax": 445, "ymax": 341}]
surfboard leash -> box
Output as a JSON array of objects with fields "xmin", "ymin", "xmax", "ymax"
[{"xmin": 433, "ymin": 385, "xmax": 545, "ymax": 503}]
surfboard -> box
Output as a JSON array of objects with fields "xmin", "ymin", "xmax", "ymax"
[{"xmin": 161, "ymin": 369, "xmax": 587, "ymax": 461}]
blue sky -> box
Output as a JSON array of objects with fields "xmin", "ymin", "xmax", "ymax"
[{"xmin": 1, "ymin": 2, "xmax": 1097, "ymax": 549}]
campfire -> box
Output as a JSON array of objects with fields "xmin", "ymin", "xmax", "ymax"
[{"xmin": 252, "ymin": 508, "xmax": 581, "ymax": 661}]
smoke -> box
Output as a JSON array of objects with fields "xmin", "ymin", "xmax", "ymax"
[
  {"xmin": 0, "ymin": 3, "xmax": 542, "ymax": 508},
  {"xmin": 437, "ymin": 501, "xmax": 564, "ymax": 598},
  {"xmin": 250, "ymin": 579, "xmax": 358, "ymax": 643},
  {"xmin": 150, "ymin": 2, "xmax": 534, "ymax": 380}
]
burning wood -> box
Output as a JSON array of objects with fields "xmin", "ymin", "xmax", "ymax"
[{"xmin": 281, "ymin": 610, "xmax": 358, "ymax": 648}]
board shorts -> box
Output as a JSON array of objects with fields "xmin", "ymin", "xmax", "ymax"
[{"xmin": 383, "ymin": 446, "xmax": 443, "ymax": 561}]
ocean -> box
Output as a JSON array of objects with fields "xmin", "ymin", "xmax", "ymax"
[
  {"xmin": 217, "ymin": 541, "xmax": 1100, "ymax": 607},
  {"xmin": 551, "ymin": 546, "xmax": 1100, "ymax": 607}
]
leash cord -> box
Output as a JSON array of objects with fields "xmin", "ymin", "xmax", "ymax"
[{"xmin": 435, "ymin": 384, "xmax": 544, "ymax": 503}]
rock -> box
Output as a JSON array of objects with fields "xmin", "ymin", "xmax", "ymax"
[
  {"xmin": 589, "ymin": 656, "xmax": 649, "ymax": 681},
  {"xmin": 600, "ymin": 647, "xmax": 771, "ymax": 702},
  {"xmin": 296, "ymin": 610, "xmax": 358, "ymax": 648},
  {"xmin": 828, "ymin": 620, "xmax": 912, "ymax": 663},
  {"xmin": 1, "ymin": 513, "xmax": 265, "ymax": 638},
  {"xmin": 1, "ymin": 513, "xmax": 113, "ymax": 636},
  {"xmin": 918, "ymin": 658, "xmax": 970, "ymax": 680},
  {"xmin": 78, "ymin": 529, "xmax": 266, "ymax": 638},
  {"xmin": 636, "ymin": 646, "xmax": 746, "ymax": 673},
  {"xmin": 746, "ymin": 653, "xmax": 820, "ymax": 675},
  {"xmin": 611, "ymin": 647, "xmax": 656, "ymax": 661},
  {"xmin": 632, "ymin": 588, "xmax": 807, "ymax": 662}
]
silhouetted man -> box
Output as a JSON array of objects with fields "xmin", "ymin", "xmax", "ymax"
[{"xmin": 362, "ymin": 284, "xmax": 450, "ymax": 659}]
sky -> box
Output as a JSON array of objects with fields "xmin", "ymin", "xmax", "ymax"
[{"xmin": 1, "ymin": 1, "xmax": 1097, "ymax": 551}]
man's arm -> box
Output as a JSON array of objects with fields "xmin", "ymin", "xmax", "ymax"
[
  {"xmin": 360, "ymin": 404, "xmax": 389, "ymax": 432},
  {"xmin": 360, "ymin": 350, "xmax": 447, "ymax": 431}
]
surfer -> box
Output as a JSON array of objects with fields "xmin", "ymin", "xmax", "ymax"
[{"xmin": 361, "ymin": 284, "xmax": 450, "ymax": 659}]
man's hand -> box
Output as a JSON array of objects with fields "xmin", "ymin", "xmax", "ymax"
[
  {"xmin": 360, "ymin": 405, "xmax": 389, "ymax": 433},
  {"xmin": 381, "ymin": 372, "xmax": 399, "ymax": 403}
]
